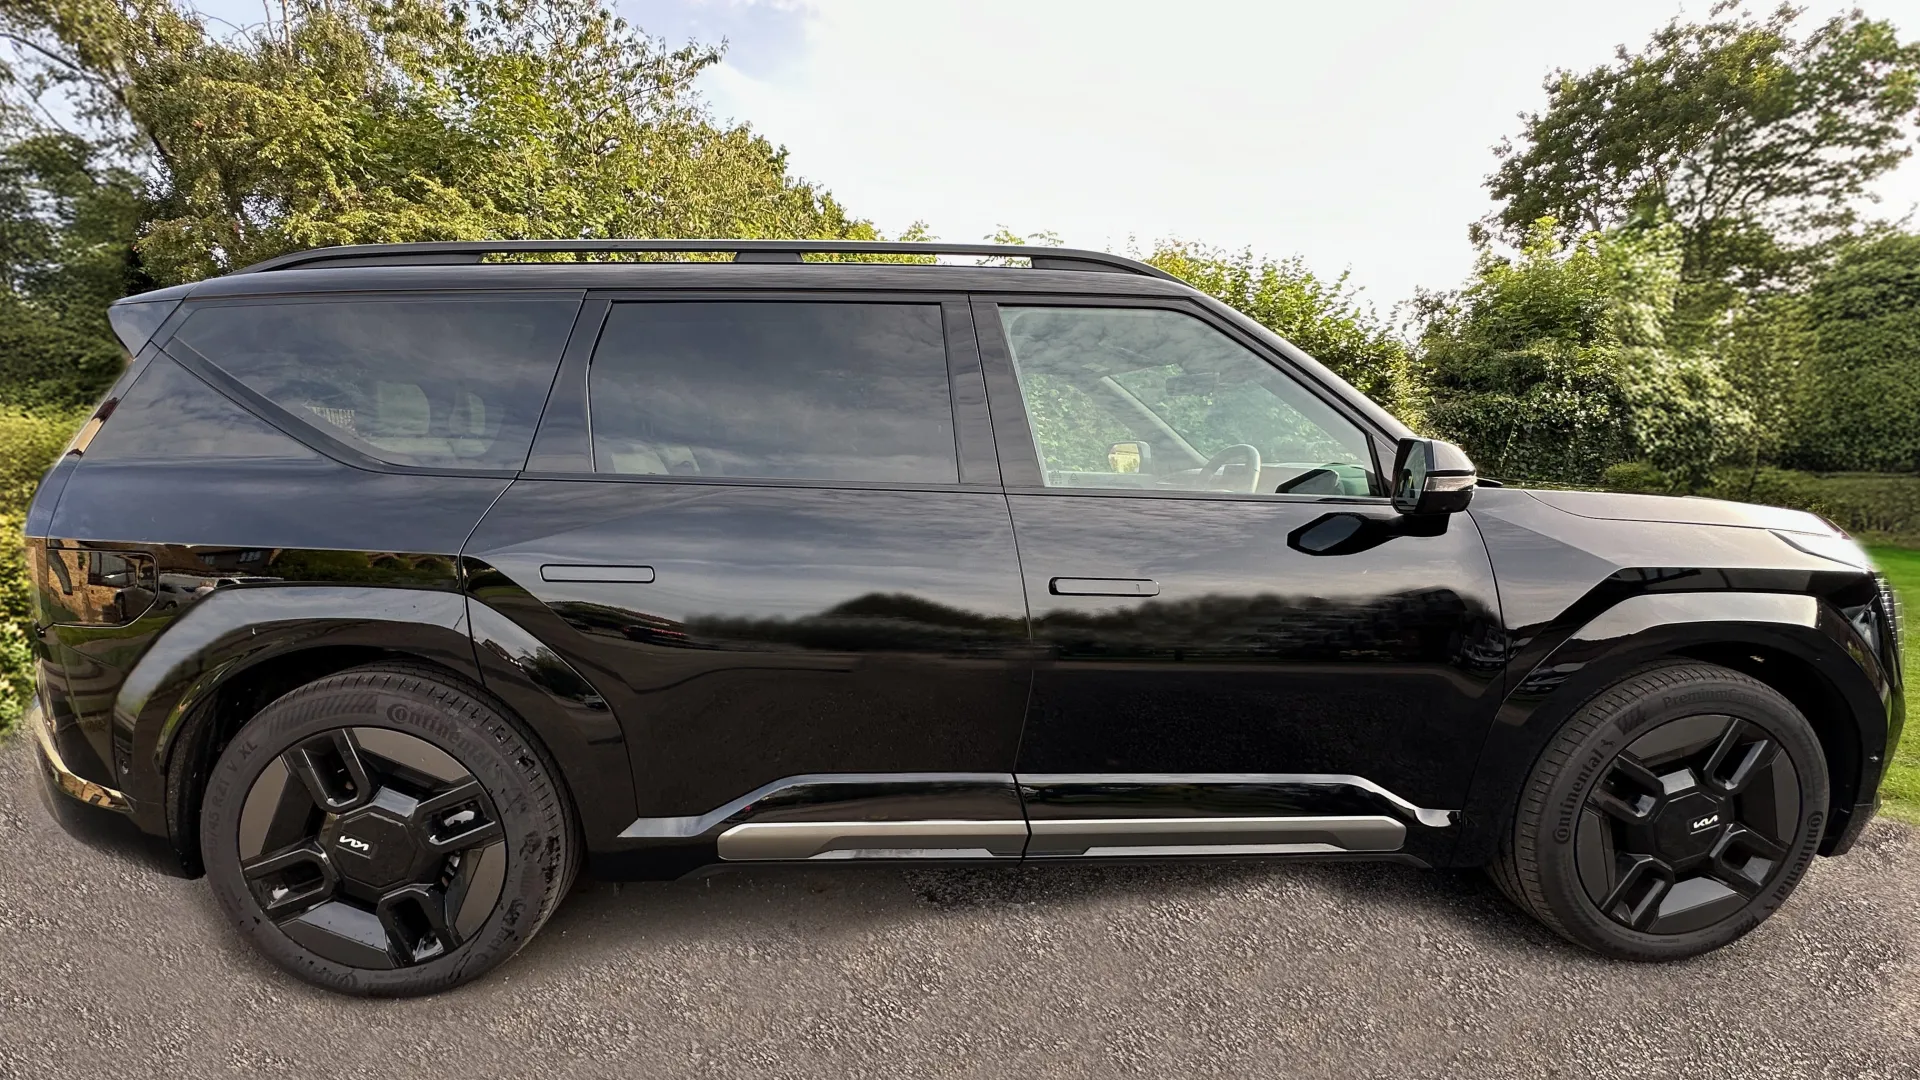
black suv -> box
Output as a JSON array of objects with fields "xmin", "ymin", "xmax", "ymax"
[{"xmin": 24, "ymin": 240, "xmax": 1904, "ymax": 996}]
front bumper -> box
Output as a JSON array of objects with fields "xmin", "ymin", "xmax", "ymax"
[{"xmin": 26, "ymin": 695, "xmax": 187, "ymax": 875}]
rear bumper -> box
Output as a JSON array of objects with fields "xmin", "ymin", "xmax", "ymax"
[
  {"xmin": 27, "ymin": 693, "xmax": 132, "ymax": 813},
  {"xmin": 26, "ymin": 696, "xmax": 188, "ymax": 876}
]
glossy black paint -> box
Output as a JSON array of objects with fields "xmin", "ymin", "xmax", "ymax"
[
  {"xmin": 463, "ymin": 478, "xmax": 1035, "ymax": 873},
  {"xmin": 997, "ymin": 491, "xmax": 1502, "ymax": 870},
  {"xmin": 23, "ymin": 255, "xmax": 1902, "ymax": 893},
  {"xmin": 1453, "ymin": 487, "xmax": 1898, "ymax": 864},
  {"xmin": 968, "ymin": 294, "xmax": 1504, "ymax": 867}
]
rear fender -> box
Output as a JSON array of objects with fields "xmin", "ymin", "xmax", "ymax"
[{"xmin": 113, "ymin": 585, "xmax": 631, "ymax": 858}]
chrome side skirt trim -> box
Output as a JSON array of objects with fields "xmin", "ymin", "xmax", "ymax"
[
  {"xmin": 716, "ymin": 819, "xmax": 1029, "ymax": 861},
  {"xmin": 620, "ymin": 772, "xmax": 1016, "ymax": 839},
  {"xmin": 1025, "ymin": 815, "xmax": 1405, "ymax": 857},
  {"xmin": 1017, "ymin": 773, "xmax": 1457, "ymax": 828},
  {"xmin": 713, "ymin": 814, "xmax": 1408, "ymax": 861}
]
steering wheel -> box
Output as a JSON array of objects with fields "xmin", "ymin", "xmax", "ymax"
[
  {"xmin": 1198, "ymin": 443, "xmax": 1262, "ymax": 494},
  {"xmin": 1275, "ymin": 465, "xmax": 1344, "ymax": 495}
]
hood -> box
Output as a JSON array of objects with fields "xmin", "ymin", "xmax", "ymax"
[{"xmin": 1523, "ymin": 489, "xmax": 1836, "ymax": 535}]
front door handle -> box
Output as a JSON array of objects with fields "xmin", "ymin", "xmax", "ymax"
[
  {"xmin": 541, "ymin": 564, "xmax": 656, "ymax": 583},
  {"xmin": 1050, "ymin": 577, "xmax": 1158, "ymax": 597}
]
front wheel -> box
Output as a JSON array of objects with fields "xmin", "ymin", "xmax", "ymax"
[
  {"xmin": 1492, "ymin": 661, "xmax": 1829, "ymax": 959},
  {"xmin": 200, "ymin": 664, "xmax": 579, "ymax": 995}
]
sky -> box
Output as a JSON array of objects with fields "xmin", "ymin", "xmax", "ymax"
[{"xmin": 187, "ymin": 0, "xmax": 1920, "ymax": 316}]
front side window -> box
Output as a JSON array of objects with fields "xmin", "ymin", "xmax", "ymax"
[
  {"xmin": 170, "ymin": 298, "xmax": 580, "ymax": 470},
  {"xmin": 589, "ymin": 302, "xmax": 957, "ymax": 484},
  {"xmin": 998, "ymin": 305, "xmax": 1380, "ymax": 496}
]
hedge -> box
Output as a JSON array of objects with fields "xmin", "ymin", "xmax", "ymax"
[
  {"xmin": 0, "ymin": 408, "xmax": 86, "ymax": 735},
  {"xmin": 1604, "ymin": 462, "xmax": 1920, "ymax": 546}
]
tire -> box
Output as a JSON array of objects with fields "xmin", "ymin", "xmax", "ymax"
[
  {"xmin": 200, "ymin": 663, "xmax": 579, "ymax": 996},
  {"xmin": 1492, "ymin": 660, "xmax": 1828, "ymax": 960}
]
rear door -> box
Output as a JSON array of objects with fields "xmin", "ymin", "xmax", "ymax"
[{"xmin": 464, "ymin": 294, "xmax": 1034, "ymax": 865}]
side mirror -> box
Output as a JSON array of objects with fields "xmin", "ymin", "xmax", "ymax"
[
  {"xmin": 1107, "ymin": 440, "xmax": 1152, "ymax": 474},
  {"xmin": 1391, "ymin": 437, "xmax": 1476, "ymax": 515}
]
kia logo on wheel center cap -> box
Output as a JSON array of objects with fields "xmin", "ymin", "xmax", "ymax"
[
  {"xmin": 1690, "ymin": 814, "xmax": 1721, "ymax": 832},
  {"xmin": 335, "ymin": 835, "xmax": 374, "ymax": 856}
]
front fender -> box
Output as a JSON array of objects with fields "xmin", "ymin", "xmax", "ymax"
[{"xmin": 1454, "ymin": 587, "xmax": 1893, "ymax": 865}]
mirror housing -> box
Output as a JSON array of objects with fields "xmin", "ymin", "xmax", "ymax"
[{"xmin": 1391, "ymin": 437, "xmax": 1476, "ymax": 515}]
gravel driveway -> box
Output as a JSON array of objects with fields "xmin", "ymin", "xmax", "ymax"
[{"xmin": 2, "ymin": 735, "xmax": 1918, "ymax": 1079}]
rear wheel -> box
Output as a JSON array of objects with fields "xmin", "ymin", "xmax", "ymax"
[
  {"xmin": 200, "ymin": 664, "xmax": 577, "ymax": 995},
  {"xmin": 1493, "ymin": 661, "xmax": 1828, "ymax": 959}
]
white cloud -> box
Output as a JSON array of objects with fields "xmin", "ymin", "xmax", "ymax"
[{"xmin": 697, "ymin": 0, "xmax": 1920, "ymax": 314}]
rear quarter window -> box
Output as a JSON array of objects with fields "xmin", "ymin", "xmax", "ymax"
[{"xmin": 167, "ymin": 297, "xmax": 579, "ymax": 470}]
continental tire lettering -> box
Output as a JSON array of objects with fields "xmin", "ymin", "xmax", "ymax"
[{"xmin": 1555, "ymin": 739, "xmax": 1616, "ymax": 843}]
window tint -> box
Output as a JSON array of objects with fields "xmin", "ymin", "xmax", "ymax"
[
  {"xmin": 170, "ymin": 298, "xmax": 579, "ymax": 470},
  {"xmin": 85, "ymin": 355, "xmax": 321, "ymax": 462},
  {"xmin": 999, "ymin": 306, "xmax": 1380, "ymax": 496},
  {"xmin": 589, "ymin": 302, "xmax": 957, "ymax": 483}
]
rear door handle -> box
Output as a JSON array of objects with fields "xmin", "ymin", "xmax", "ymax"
[
  {"xmin": 1049, "ymin": 577, "xmax": 1158, "ymax": 597},
  {"xmin": 540, "ymin": 564, "xmax": 656, "ymax": 583}
]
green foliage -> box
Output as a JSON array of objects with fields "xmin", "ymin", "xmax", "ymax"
[
  {"xmin": 0, "ymin": 407, "xmax": 86, "ymax": 733},
  {"xmin": 1415, "ymin": 219, "xmax": 1752, "ymax": 486},
  {"xmin": 1618, "ymin": 345, "xmax": 1756, "ymax": 489},
  {"xmin": 1487, "ymin": 3, "xmax": 1920, "ymax": 322},
  {"xmin": 1143, "ymin": 241, "xmax": 1413, "ymax": 415},
  {"xmin": 0, "ymin": 130, "xmax": 143, "ymax": 409},
  {"xmin": 1604, "ymin": 463, "xmax": 1920, "ymax": 544},
  {"xmin": 1785, "ymin": 232, "xmax": 1920, "ymax": 472},
  {"xmin": 1712, "ymin": 291, "xmax": 1816, "ymax": 469},
  {"xmin": 0, "ymin": 0, "xmax": 881, "ymax": 283},
  {"xmin": 1865, "ymin": 544, "xmax": 1918, "ymax": 822}
]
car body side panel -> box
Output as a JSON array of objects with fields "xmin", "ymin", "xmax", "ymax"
[
  {"xmin": 461, "ymin": 478, "xmax": 1036, "ymax": 873},
  {"xmin": 29, "ymin": 349, "xmax": 520, "ymax": 857},
  {"xmin": 1456, "ymin": 487, "xmax": 1897, "ymax": 865}
]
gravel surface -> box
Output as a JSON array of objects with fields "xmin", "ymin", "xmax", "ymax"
[{"xmin": 2, "ymin": 735, "xmax": 1918, "ymax": 1080}]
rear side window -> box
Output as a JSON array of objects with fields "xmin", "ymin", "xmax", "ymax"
[
  {"xmin": 589, "ymin": 302, "xmax": 957, "ymax": 483},
  {"xmin": 169, "ymin": 298, "xmax": 579, "ymax": 470}
]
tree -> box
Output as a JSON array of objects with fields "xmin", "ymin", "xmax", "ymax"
[
  {"xmin": 1486, "ymin": 4, "xmax": 1920, "ymax": 327},
  {"xmin": 1786, "ymin": 231, "xmax": 1920, "ymax": 472},
  {"xmin": 1142, "ymin": 241, "xmax": 1413, "ymax": 414},
  {"xmin": 0, "ymin": 122, "xmax": 142, "ymax": 408},
  {"xmin": 1416, "ymin": 220, "xmax": 1753, "ymax": 488},
  {"xmin": 0, "ymin": 0, "xmax": 882, "ymax": 284}
]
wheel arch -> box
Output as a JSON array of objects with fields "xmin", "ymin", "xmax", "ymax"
[
  {"xmin": 110, "ymin": 585, "xmax": 629, "ymax": 875},
  {"xmin": 1455, "ymin": 590, "xmax": 1893, "ymax": 867}
]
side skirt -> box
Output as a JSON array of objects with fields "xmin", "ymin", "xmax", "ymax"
[{"xmin": 608, "ymin": 772, "xmax": 1452, "ymax": 870}]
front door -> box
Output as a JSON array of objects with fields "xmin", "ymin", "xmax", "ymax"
[
  {"xmin": 975, "ymin": 298, "xmax": 1504, "ymax": 862},
  {"xmin": 465, "ymin": 297, "xmax": 1033, "ymax": 867}
]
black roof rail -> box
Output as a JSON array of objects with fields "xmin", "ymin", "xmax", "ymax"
[{"xmin": 233, "ymin": 239, "xmax": 1182, "ymax": 281}]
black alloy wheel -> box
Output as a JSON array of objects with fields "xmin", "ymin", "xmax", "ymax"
[
  {"xmin": 1493, "ymin": 661, "xmax": 1829, "ymax": 960},
  {"xmin": 201, "ymin": 665, "xmax": 578, "ymax": 995},
  {"xmin": 1576, "ymin": 713, "xmax": 1798, "ymax": 934},
  {"xmin": 236, "ymin": 726, "xmax": 508, "ymax": 969}
]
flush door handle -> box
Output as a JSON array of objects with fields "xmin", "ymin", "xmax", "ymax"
[
  {"xmin": 540, "ymin": 564, "xmax": 656, "ymax": 583},
  {"xmin": 1049, "ymin": 577, "xmax": 1159, "ymax": 597}
]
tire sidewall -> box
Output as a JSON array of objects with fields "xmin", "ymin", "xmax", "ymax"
[
  {"xmin": 1535, "ymin": 673, "xmax": 1829, "ymax": 957},
  {"xmin": 201, "ymin": 676, "xmax": 562, "ymax": 995}
]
